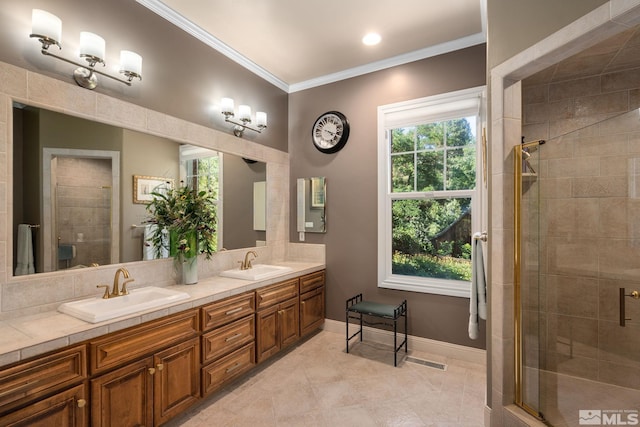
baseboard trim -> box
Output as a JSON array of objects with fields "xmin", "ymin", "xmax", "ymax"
[{"xmin": 321, "ymin": 318, "xmax": 486, "ymax": 366}]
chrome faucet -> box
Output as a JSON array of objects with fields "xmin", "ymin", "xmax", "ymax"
[
  {"xmin": 240, "ymin": 250, "xmax": 257, "ymax": 270},
  {"xmin": 97, "ymin": 267, "xmax": 135, "ymax": 299}
]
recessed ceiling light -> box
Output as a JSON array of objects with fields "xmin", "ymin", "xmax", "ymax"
[{"xmin": 362, "ymin": 32, "xmax": 381, "ymax": 46}]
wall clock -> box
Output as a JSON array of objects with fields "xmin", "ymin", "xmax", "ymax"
[{"xmin": 311, "ymin": 111, "xmax": 350, "ymax": 153}]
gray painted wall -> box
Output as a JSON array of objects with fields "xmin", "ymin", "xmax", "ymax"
[
  {"xmin": 0, "ymin": 0, "xmax": 288, "ymax": 151},
  {"xmin": 289, "ymin": 45, "xmax": 487, "ymax": 349}
]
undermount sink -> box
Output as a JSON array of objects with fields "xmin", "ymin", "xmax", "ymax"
[
  {"xmin": 219, "ymin": 264, "xmax": 293, "ymax": 281},
  {"xmin": 58, "ymin": 286, "xmax": 191, "ymax": 323}
]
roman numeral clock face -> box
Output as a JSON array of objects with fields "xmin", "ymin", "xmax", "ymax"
[{"xmin": 311, "ymin": 111, "xmax": 350, "ymax": 153}]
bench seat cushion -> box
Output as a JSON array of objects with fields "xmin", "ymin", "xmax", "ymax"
[{"xmin": 348, "ymin": 301, "xmax": 397, "ymax": 318}]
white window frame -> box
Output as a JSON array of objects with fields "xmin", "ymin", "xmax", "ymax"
[
  {"xmin": 179, "ymin": 145, "xmax": 224, "ymax": 251},
  {"xmin": 377, "ymin": 86, "xmax": 486, "ymax": 298}
]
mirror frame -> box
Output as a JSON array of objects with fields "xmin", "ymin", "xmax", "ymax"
[{"xmin": 2, "ymin": 69, "xmax": 289, "ymax": 285}]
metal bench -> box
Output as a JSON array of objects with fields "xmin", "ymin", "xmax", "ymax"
[{"xmin": 345, "ymin": 293, "xmax": 408, "ymax": 366}]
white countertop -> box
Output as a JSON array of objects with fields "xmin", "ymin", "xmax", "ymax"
[{"xmin": 0, "ymin": 262, "xmax": 324, "ymax": 368}]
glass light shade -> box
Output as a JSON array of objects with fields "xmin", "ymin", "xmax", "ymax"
[
  {"xmin": 238, "ymin": 105, "xmax": 251, "ymax": 121},
  {"xmin": 119, "ymin": 50, "xmax": 142, "ymax": 75},
  {"xmin": 79, "ymin": 32, "xmax": 105, "ymax": 60},
  {"xmin": 221, "ymin": 98, "xmax": 234, "ymax": 114},
  {"xmin": 256, "ymin": 111, "xmax": 267, "ymax": 127},
  {"xmin": 31, "ymin": 9, "xmax": 62, "ymax": 43}
]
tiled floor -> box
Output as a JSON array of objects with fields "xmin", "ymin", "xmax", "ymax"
[{"xmin": 167, "ymin": 330, "xmax": 486, "ymax": 427}]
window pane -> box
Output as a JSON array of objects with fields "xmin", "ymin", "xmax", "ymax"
[
  {"xmin": 391, "ymin": 127, "xmax": 415, "ymax": 153},
  {"xmin": 391, "ymin": 153, "xmax": 414, "ymax": 192},
  {"xmin": 417, "ymin": 151, "xmax": 444, "ymax": 191},
  {"xmin": 417, "ymin": 123, "xmax": 443, "ymax": 150},
  {"xmin": 446, "ymin": 146, "xmax": 476, "ymax": 190},
  {"xmin": 391, "ymin": 198, "xmax": 472, "ymax": 281},
  {"xmin": 445, "ymin": 118, "xmax": 474, "ymax": 147}
]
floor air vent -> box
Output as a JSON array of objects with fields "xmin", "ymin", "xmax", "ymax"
[{"xmin": 405, "ymin": 356, "xmax": 447, "ymax": 371}]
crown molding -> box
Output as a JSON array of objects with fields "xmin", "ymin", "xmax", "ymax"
[
  {"xmin": 288, "ymin": 33, "xmax": 486, "ymax": 93},
  {"xmin": 137, "ymin": 0, "xmax": 486, "ymax": 94},
  {"xmin": 136, "ymin": 0, "xmax": 290, "ymax": 92}
]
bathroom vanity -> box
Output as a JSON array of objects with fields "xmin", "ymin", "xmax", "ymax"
[{"xmin": 0, "ymin": 265, "xmax": 325, "ymax": 426}]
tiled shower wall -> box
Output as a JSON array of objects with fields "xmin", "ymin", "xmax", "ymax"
[
  {"xmin": 521, "ymin": 32, "xmax": 640, "ymax": 390},
  {"xmin": 55, "ymin": 157, "xmax": 112, "ymax": 269}
]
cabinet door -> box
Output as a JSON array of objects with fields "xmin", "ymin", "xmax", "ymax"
[
  {"xmin": 154, "ymin": 338, "xmax": 201, "ymax": 426},
  {"xmin": 0, "ymin": 383, "xmax": 87, "ymax": 427},
  {"xmin": 256, "ymin": 304, "xmax": 279, "ymax": 362},
  {"xmin": 300, "ymin": 285, "xmax": 325, "ymax": 336},
  {"xmin": 279, "ymin": 297, "xmax": 300, "ymax": 349},
  {"xmin": 91, "ymin": 357, "xmax": 154, "ymax": 427}
]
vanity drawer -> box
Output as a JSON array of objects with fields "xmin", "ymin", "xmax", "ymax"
[
  {"xmin": 299, "ymin": 270, "xmax": 325, "ymax": 294},
  {"xmin": 202, "ymin": 315, "xmax": 255, "ymax": 363},
  {"xmin": 256, "ymin": 279, "xmax": 299, "ymax": 309},
  {"xmin": 0, "ymin": 344, "xmax": 87, "ymax": 413},
  {"xmin": 201, "ymin": 343, "xmax": 255, "ymax": 396},
  {"xmin": 89, "ymin": 309, "xmax": 199, "ymax": 375},
  {"xmin": 201, "ymin": 292, "xmax": 255, "ymax": 331}
]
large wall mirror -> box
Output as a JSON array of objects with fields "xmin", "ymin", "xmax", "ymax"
[
  {"xmin": 12, "ymin": 104, "xmax": 267, "ymax": 275},
  {"xmin": 297, "ymin": 177, "xmax": 326, "ymax": 233}
]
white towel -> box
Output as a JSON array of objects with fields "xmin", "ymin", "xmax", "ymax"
[
  {"xmin": 143, "ymin": 225, "xmax": 170, "ymax": 260},
  {"xmin": 15, "ymin": 224, "xmax": 35, "ymax": 275},
  {"xmin": 469, "ymin": 232, "xmax": 487, "ymax": 339}
]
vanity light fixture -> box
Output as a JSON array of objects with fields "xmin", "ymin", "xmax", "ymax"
[
  {"xmin": 29, "ymin": 9, "xmax": 142, "ymax": 90},
  {"xmin": 220, "ymin": 98, "xmax": 267, "ymax": 137}
]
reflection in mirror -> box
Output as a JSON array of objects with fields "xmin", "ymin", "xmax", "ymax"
[
  {"xmin": 297, "ymin": 177, "xmax": 326, "ymax": 233},
  {"xmin": 12, "ymin": 104, "xmax": 266, "ymax": 275}
]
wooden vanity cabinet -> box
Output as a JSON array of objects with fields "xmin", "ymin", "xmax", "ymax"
[
  {"xmin": 299, "ymin": 271, "xmax": 326, "ymax": 337},
  {"xmin": 201, "ymin": 292, "xmax": 256, "ymax": 396},
  {"xmin": 0, "ymin": 383, "xmax": 88, "ymax": 427},
  {"xmin": 0, "ymin": 269, "xmax": 325, "ymax": 426},
  {"xmin": 0, "ymin": 345, "xmax": 88, "ymax": 426},
  {"xmin": 256, "ymin": 279, "xmax": 300, "ymax": 362},
  {"xmin": 89, "ymin": 309, "xmax": 200, "ymax": 427}
]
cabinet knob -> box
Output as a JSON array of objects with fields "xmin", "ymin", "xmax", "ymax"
[
  {"xmin": 148, "ymin": 367, "xmax": 156, "ymax": 375},
  {"xmin": 77, "ymin": 399, "xmax": 87, "ymax": 408},
  {"xmin": 157, "ymin": 363, "xmax": 164, "ymax": 371}
]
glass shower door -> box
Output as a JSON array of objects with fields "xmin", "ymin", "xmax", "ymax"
[
  {"xmin": 55, "ymin": 184, "xmax": 112, "ymax": 270},
  {"xmin": 516, "ymin": 109, "xmax": 640, "ymax": 426}
]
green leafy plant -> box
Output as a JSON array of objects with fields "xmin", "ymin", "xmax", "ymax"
[{"xmin": 145, "ymin": 185, "xmax": 217, "ymax": 259}]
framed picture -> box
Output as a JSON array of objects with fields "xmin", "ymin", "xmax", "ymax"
[
  {"xmin": 311, "ymin": 177, "xmax": 325, "ymax": 208},
  {"xmin": 133, "ymin": 175, "xmax": 174, "ymax": 204}
]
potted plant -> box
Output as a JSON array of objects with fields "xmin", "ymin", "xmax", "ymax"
[{"xmin": 145, "ymin": 184, "xmax": 217, "ymax": 284}]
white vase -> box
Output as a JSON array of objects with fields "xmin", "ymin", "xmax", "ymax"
[{"xmin": 182, "ymin": 256, "xmax": 198, "ymax": 285}]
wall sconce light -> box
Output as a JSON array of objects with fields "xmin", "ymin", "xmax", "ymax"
[
  {"xmin": 220, "ymin": 98, "xmax": 267, "ymax": 137},
  {"xmin": 29, "ymin": 9, "xmax": 142, "ymax": 90}
]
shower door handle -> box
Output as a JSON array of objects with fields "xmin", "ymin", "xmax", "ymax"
[{"xmin": 619, "ymin": 287, "xmax": 640, "ymax": 327}]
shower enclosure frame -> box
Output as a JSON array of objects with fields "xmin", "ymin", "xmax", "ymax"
[{"xmin": 513, "ymin": 139, "xmax": 545, "ymax": 421}]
